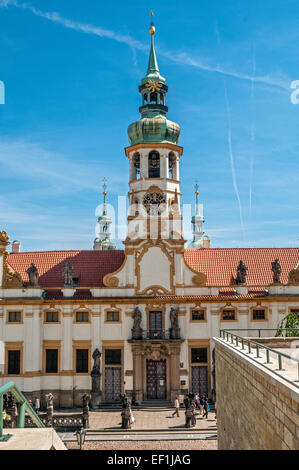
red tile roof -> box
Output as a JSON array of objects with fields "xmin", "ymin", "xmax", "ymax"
[
  {"xmin": 7, "ymin": 250, "xmax": 125, "ymax": 288},
  {"xmin": 184, "ymin": 248, "xmax": 299, "ymax": 286},
  {"xmin": 6, "ymin": 247, "xmax": 299, "ymax": 290}
]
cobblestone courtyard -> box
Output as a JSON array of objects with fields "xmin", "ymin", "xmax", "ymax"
[
  {"xmin": 65, "ymin": 409, "xmax": 217, "ymax": 450},
  {"xmin": 66, "ymin": 440, "xmax": 218, "ymax": 450},
  {"xmin": 88, "ymin": 409, "xmax": 217, "ymax": 431}
]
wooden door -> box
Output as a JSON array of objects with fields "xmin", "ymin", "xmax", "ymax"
[
  {"xmin": 105, "ymin": 367, "xmax": 121, "ymax": 401},
  {"xmin": 146, "ymin": 359, "xmax": 166, "ymax": 399},
  {"xmin": 191, "ymin": 366, "xmax": 208, "ymax": 396}
]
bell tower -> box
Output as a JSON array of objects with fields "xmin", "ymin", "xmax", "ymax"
[
  {"xmin": 104, "ymin": 15, "xmax": 206, "ymax": 295},
  {"xmin": 126, "ymin": 14, "xmax": 183, "ymax": 243}
]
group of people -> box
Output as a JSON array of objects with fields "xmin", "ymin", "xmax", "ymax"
[
  {"xmin": 194, "ymin": 393, "xmax": 209, "ymax": 418},
  {"xmin": 172, "ymin": 393, "xmax": 214, "ymax": 420}
]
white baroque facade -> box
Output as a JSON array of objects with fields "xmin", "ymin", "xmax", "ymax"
[{"xmin": 0, "ymin": 27, "xmax": 299, "ymax": 408}]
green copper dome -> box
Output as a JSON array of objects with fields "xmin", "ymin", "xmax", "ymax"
[
  {"xmin": 128, "ymin": 115, "xmax": 180, "ymax": 146},
  {"xmin": 127, "ymin": 26, "xmax": 180, "ymax": 146}
]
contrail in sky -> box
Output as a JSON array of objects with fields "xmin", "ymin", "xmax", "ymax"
[
  {"xmin": 249, "ymin": 43, "xmax": 256, "ymax": 214},
  {"xmin": 215, "ymin": 21, "xmax": 245, "ymax": 238},
  {"xmin": 0, "ymin": 0, "xmax": 289, "ymax": 92},
  {"xmin": 223, "ymin": 80, "xmax": 245, "ymax": 238}
]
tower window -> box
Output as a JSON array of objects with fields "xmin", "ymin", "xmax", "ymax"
[
  {"xmin": 143, "ymin": 93, "xmax": 148, "ymax": 105},
  {"xmin": 169, "ymin": 153, "xmax": 175, "ymax": 179},
  {"xmin": 150, "ymin": 92, "xmax": 157, "ymax": 104},
  {"xmin": 160, "ymin": 93, "xmax": 165, "ymax": 105},
  {"xmin": 133, "ymin": 153, "xmax": 140, "ymax": 179},
  {"xmin": 148, "ymin": 151, "xmax": 160, "ymax": 178}
]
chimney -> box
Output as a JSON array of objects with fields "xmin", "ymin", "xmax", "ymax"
[
  {"xmin": 202, "ymin": 235, "xmax": 210, "ymax": 249},
  {"xmin": 12, "ymin": 240, "xmax": 21, "ymax": 253}
]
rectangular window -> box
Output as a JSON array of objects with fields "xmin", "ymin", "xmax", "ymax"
[
  {"xmin": 45, "ymin": 311, "xmax": 59, "ymax": 323},
  {"xmin": 106, "ymin": 311, "xmax": 120, "ymax": 322},
  {"xmin": 7, "ymin": 350, "xmax": 20, "ymax": 375},
  {"xmin": 252, "ymin": 309, "xmax": 266, "ymax": 321},
  {"xmin": 222, "ymin": 309, "xmax": 236, "ymax": 321},
  {"xmin": 191, "ymin": 310, "xmax": 205, "ymax": 321},
  {"xmin": 76, "ymin": 311, "xmax": 89, "ymax": 323},
  {"xmin": 105, "ymin": 349, "xmax": 121, "ymax": 365},
  {"xmin": 46, "ymin": 349, "xmax": 58, "ymax": 373},
  {"xmin": 8, "ymin": 312, "xmax": 21, "ymax": 323},
  {"xmin": 191, "ymin": 348, "xmax": 207, "ymax": 364},
  {"xmin": 76, "ymin": 349, "xmax": 89, "ymax": 373},
  {"xmin": 290, "ymin": 309, "xmax": 299, "ymax": 319}
]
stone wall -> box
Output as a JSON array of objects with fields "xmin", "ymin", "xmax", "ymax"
[{"xmin": 214, "ymin": 338, "xmax": 299, "ymax": 450}]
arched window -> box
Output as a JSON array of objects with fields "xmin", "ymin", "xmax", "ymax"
[
  {"xmin": 150, "ymin": 92, "xmax": 157, "ymax": 104},
  {"xmin": 143, "ymin": 93, "xmax": 148, "ymax": 105},
  {"xmin": 169, "ymin": 153, "xmax": 175, "ymax": 179},
  {"xmin": 133, "ymin": 153, "xmax": 140, "ymax": 179},
  {"xmin": 148, "ymin": 151, "xmax": 160, "ymax": 178}
]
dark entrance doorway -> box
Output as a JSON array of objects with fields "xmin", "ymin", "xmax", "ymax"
[
  {"xmin": 146, "ymin": 359, "xmax": 166, "ymax": 399},
  {"xmin": 191, "ymin": 366, "xmax": 208, "ymax": 397},
  {"xmin": 104, "ymin": 367, "xmax": 121, "ymax": 401},
  {"xmin": 149, "ymin": 311, "xmax": 162, "ymax": 339}
]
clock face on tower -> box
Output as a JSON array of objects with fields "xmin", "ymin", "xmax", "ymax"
[{"xmin": 143, "ymin": 192, "xmax": 166, "ymax": 215}]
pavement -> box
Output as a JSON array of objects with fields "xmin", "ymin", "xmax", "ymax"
[{"xmin": 58, "ymin": 409, "xmax": 217, "ymax": 443}]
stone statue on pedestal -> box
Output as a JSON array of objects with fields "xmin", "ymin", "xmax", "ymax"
[
  {"xmin": 235, "ymin": 261, "xmax": 248, "ymax": 285},
  {"xmin": 45, "ymin": 393, "xmax": 54, "ymax": 427},
  {"xmin": 132, "ymin": 307, "xmax": 143, "ymax": 339},
  {"xmin": 169, "ymin": 307, "xmax": 180, "ymax": 339},
  {"xmin": 120, "ymin": 393, "xmax": 132, "ymax": 429},
  {"xmin": 184, "ymin": 393, "xmax": 196, "ymax": 428},
  {"xmin": 82, "ymin": 393, "xmax": 90, "ymax": 428},
  {"xmin": 26, "ymin": 264, "xmax": 39, "ymax": 287},
  {"xmin": 62, "ymin": 261, "xmax": 74, "ymax": 286},
  {"xmin": 90, "ymin": 348, "xmax": 102, "ymax": 409},
  {"xmin": 272, "ymin": 259, "xmax": 282, "ymax": 284}
]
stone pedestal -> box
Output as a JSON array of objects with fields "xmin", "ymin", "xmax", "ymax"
[
  {"xmin": 169, "ymin": 328, "xmax": 180, "ymax": 340},
  {"xmin": 90, "ymin": 374, "xmax": 102, "ymax": 409},
  {"xmin": 131, "ymin": 328, "xmax": 143, "ymax": 340}
]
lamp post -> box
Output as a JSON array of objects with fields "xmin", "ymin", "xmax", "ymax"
[{"xmin": 75, "ymin": 425, "xmax": 86, "ymax": 450}]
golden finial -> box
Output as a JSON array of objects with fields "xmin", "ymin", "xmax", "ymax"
[
  {"xmin": 149, "ymin": 11, "xmax": 155, "ymax": 35},
  {"xmin": 102, "ymin": 178, "xmax": 107, "ymax": 202},
  {"xmin": 195, "ymin": 181, "xmax": 199, "ymax": 197}
]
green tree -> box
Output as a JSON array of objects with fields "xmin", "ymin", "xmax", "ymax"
[{"xmin": 276, "ymin": 312, "xmax": 299, "ymax": 337}]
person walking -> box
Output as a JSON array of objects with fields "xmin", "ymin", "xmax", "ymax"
[
  {"xmin": 172, "ymin": 396, "xmax": 180, "ymax": 417},
  {"xmin": 203, "ymin": 396, "xmax": 208, "ymax": 419},
  {"xmin": 34, "ymin": 397, "xmax": 40, "ymax": 414},
  {"xmin": 199, "ymin": 395, "xmax": 204, "ymax": 416},
  {"xmin": 28, "ymin": 400, "xmax": 35, "ymax": 411}
]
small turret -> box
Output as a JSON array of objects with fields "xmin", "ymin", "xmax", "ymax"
[
  {"xmin": 94, "ymin": 179, "xmax": 115, "ymax": 251},
  {"xmin": 188, "ymin": 183, "xmax": 210, "ymax": 249}
]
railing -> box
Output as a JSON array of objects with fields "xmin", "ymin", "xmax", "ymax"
[
  {"xmin": 131, "ymin": 329, "xmax": 181, "ymax": 341},
  {"xmin": 0, "ymin": 381, "xmax": 44, "ymax": 442},
  {"xmin": 220, "ymin": 327, "xmax": 299, "ymax": 338},
  {"xmin": 25, "ymin": 413, "xmax": 83, "ymax": 431},
  {"xmin": 219, "ymin": 329, "xmax": 299, "ymax": 387}
]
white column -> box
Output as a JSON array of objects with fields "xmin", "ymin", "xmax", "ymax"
[
  {"xmin": 129, "ymin": 157, "xmax": 135, "ymax": 181},
  {"xmin": 140, "ymin": 151, "xmax": 148, "ymax": 179},
  {"xmin": 175, "ymin": 156, "xmax": 180, "ymax": 181},
  {"xmin": 161, "ymin": 153, "xmax": 168, "ymax": 179}
]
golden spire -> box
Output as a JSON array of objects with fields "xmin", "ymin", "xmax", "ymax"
[{"xmin": 149, "ymin": 11, "xmax": 155, "ymax": 35}]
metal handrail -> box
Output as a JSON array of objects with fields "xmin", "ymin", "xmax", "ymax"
[
  {"xmin": 219, "ymin": 329, "xmax": 299, "ymax": 385},
  {"xmin": 0, "ymin": 381, "xmax": 45, "ymax": 441},
  {"xmin": 220, "ymin": 327, "xmax": 299, "ymax": 338}
]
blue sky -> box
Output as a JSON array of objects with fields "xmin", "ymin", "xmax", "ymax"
[{"xmin": 0, "ymin": 0, "xmax": 298, "ymax": 251}]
